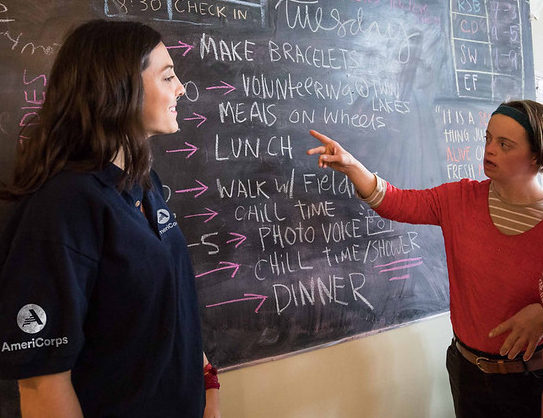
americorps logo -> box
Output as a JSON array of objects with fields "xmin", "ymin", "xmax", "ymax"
[
  {"xmin": 157, "ymin": 208, "xmax": 178, "ymax": 235},
  {"xmin": 157, "ymin": 208, "xmax": 171, "ymax": 225},
  {"xmin": 2, "ymin": 304, "xmax": 69, "ymax": 353},
  {"xmin": 17, "ymin": 304, "xmax": 46, "ymax": 334},
  {"xmin": 2, "ymin": 336, "xmax": 69, "ymax": 353}
]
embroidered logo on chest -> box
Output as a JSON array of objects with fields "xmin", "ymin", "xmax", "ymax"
[{"xmin": 157, "ymin": 208, "xmax": 171, "ymax": 225}]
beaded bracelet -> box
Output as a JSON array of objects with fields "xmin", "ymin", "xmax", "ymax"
[{"xmin": 204, "ymin": 363, "xmax": 220, "ymax": 390}]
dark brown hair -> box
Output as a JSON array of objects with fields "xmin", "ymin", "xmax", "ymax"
[
  {"xmin": 0, "ymin": 20, "xmax": 162, "ymax": 200},
  {"xmin": 503, "ymin": 99, "xmax": 543, "ymax": 171}
]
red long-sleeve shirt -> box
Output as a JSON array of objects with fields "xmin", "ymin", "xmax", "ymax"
[{"xmin": 375, "ymin": 178, "xmax": 543, "ymax": 354}]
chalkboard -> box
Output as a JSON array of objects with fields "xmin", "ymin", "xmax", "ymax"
[{"xmin": 0, "ymin": 0, "xmax": 535, "ymax": 380}]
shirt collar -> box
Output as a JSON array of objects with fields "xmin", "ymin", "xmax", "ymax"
[
  {"xmin": 90, "ymin": 162, "xmax": 122, "ymax": 188},
  {"xmin": 90, "ymin": 163, "xmax": 144, "ymax": 205}
]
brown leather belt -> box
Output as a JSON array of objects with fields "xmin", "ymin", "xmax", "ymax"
[{"xmin": 455, "ymin": 340, "xmax": 543, "ymax": 374}]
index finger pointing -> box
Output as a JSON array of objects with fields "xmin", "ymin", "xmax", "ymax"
[{"xmin": 309, "ymin": 130, "xmax": 333, "ymax": 145}]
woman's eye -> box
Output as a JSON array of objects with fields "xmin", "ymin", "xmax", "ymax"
[{"xmin": 165, "ymin": 76, "xmax": 174, "ymax": 82}]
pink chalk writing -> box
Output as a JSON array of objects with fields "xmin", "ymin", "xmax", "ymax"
[
  {"xmin": 196, "ymin": 261, "xmax": 241, "ymax": 278},
  {"xmin": 184, "ymin": 207, "xmax": 218, "ymax": 223},
  {"xmin": 166, "ymin": 142, "xmax": 198, "ymax": 158},
  {"xmin": 206, "ymin": 80, "xmax": 236, "ymax": 95},
  {"xmin": 175, "ymin": 180, "xmax": 208, "ymax": 197},
  {"xmin": 206, "ymin": 293, "xmax": 268, "ymax": 313}
]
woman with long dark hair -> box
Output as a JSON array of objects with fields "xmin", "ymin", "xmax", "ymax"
[{"xmin": 0, "ymin": 20, "xmax": 221, "ymax": 418}]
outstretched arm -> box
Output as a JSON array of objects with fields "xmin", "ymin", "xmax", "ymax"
[{"xmin": 307, "ymin": 130, "xmax": 377, "ymax": 198}]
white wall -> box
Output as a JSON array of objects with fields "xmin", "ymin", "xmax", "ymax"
[
  {"xmin": 217, "ymin": 7, "xmax": 543, "ymax": 418},
  {"xmin": 220, "ymin": 315, "xmax": 454, "ymax": 418}
]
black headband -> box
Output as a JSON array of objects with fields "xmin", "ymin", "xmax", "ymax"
[{"xmin": 491, "ymin": 104, "xmax": 535, "ymax": 138}]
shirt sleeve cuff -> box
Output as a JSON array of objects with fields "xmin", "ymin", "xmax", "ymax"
[{"xmin": 355, "ymin": 175, "xmax": 387, "ymax": 208}]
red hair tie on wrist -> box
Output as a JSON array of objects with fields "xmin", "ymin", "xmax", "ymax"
[{"xmin": 204, "ymin": 363, "xmax": 220, "ymax": 390}]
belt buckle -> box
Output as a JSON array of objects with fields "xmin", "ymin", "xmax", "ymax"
[{"xmin": 475, "ymin": 356, "xmax": 490, "ymax": 373}]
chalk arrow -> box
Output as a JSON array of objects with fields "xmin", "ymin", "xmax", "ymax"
[
  {"xmin": 226, "ymin": 232, "xmax": 247, "ymax": 248},
  {"xmin": 196, "ymin": 261, "xmax": 241, "ymax": 278},
  {"xmin": 206, "ymin": 293, "xmax": 268, "ymax": 313},
  {"xmin": 184, "ymin": 207, "xmax": 218, "ymax": 223},
  {"xmin": 165, "ymin": 41, "xmax": 194, "ymax": 56},
  {"xmin": 175, "ymin": 180, "xmax": 208, "ymax": 198},
  {"xmin": 206, "ymin": 80, "xmax": 236, "ymax": 95},
  {"xmin": 183, "ymin": 113, "xmax": 207, "ymax": 128},
  {"xmin": 166, "ymin": 142, "xmax": 198, "ymax": 158}
]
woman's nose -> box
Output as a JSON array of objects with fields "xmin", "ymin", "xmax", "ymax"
[
  {"xmin": 177, "ymin": 82, "xmax": 186, "ymax": 98},
  {"xmin": 485, "ymin": 140, "xmax": 496, "ymax": 155}
]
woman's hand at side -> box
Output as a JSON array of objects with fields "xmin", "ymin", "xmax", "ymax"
[
  {"xmin": 489, "ymin": 303, "xmax": 543, "ymax": 361},
  {"xmin": 19, "ymin": 370, "xmax": 83, "ymax": 418},
  {"xmin": 202, "ymin": 352, "xmax": 221, "ymax": 418},
  {"xmin": 203, "ymin": 388, "xmax": 221, "ymax": 418}
]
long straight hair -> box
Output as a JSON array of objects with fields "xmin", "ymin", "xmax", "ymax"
[{"xmin": 0, "ymin": 20, "xmax": 162, "ymax": 200}]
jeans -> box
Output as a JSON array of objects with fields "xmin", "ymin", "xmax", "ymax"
[{"xmin": 446, "ymin": 340, "xmax": 543, "ymax": 418}]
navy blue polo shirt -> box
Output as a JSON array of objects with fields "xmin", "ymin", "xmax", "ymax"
[{"xmin": 0, "ymin": 164, "xmax": 205, "ymax": 417}]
